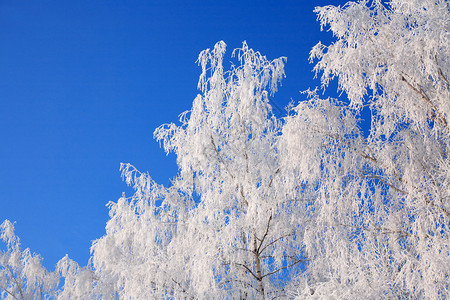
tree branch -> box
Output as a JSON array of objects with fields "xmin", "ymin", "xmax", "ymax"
[
  {"xmin": 261, "ymin": 258, "xmax": 305, "ymax": 279},
  {"xmin": 400, "ymin": 74, "xmax": 448, "ymax": 130},
  {"xmin": 0, "ymin": 285, "xmax": 19, "ymax": 300},
  {"xmin": 263, "ymin": 169, "xmax": 280, "ymax": 199},
  {"xmin": 235, "ymin": 262, "xmax": 259, "ymax": 281},
  {"xmin": 358, "ymin": 169, "xmax": 407, "ymax": 195},
  {"xmin": 218, "ymin": 278, "xmax": 258, "ymax": 292},
  {"xmin": 259, "ymin": 233, "xmax": 295, "ymax": 254},
  {"xmin": 257, "ymin": 214, "xmax": 273, "ymax": 255},
  {"xmin": 7, "ymin": 266, "xmax": 24, "ymax": 300}
]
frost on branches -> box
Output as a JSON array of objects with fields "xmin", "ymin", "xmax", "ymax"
[
  {"xmin": 91, "ymin": 41, "xmax": 306, "ymax": 299},
  {"xmin": 294, "ymin": 0, "xmax": 449, "ymax": 298},
  {"xmin": 0, "ymin": 220, "xmax": 59, "ymax": 299},
  {"xmin": 1, "ymin": 0, "xmax": 449, "ymax": 299}
]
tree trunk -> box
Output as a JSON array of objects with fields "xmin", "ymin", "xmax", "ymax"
[{"xmin": 253, "ymin": 235, "xmax": 265, "ymax": 299}]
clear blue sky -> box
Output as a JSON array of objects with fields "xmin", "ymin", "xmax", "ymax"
[{"xmin": 0, "ymin": 0, "xmax": 347, "ymax": 269}]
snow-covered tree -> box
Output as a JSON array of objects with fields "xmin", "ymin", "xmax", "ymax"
[
  {"xmin": 0, "ymin": 220, "xmax": 59, "ymax": 299},
  {"xmin": 56, "ymin": 255, "xmax": 98, "ymax": 300},
  {"xmin": 286, "ymin": 0, "xmax": 450, "ymax": 297},
  {"xmin": 90, "ymin": 41, "xmax": 306, "ymax": 299},
  {"xmin": 1, "ymin": 1, "xmax": 449, "ymax": 298},
  {"xmin": 88, "ymin": 164, "xmax": 183, "ymax": 299}
]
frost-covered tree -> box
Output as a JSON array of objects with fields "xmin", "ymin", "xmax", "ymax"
[
  {"xmin": 90, "ymin": 41, "xmax": 306, "ymax": 299},
  {"xmin": 1, "ymin": 0, "xmax": 449, "ymax": 298},
  {"xmin": 88, "ymin": 165, "xmax": 184, "ymax": 299},
  {"xmin": 0, "ymin": 220, "xmax": 59, "ymax": 299},
  {"xmin": 285, "ymin": 0, "xmax": 450, "ymax": 298},
  {"xmin": 156, "ymin": 41, "xmax": 307, "ymax": 298},
  {"xmin": 56, "ymin": 255, "xmax": 98, "ymax": 299}
]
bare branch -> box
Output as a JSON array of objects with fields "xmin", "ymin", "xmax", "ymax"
[
  {"xmin": 259, "ymin": 233, "xmax": 295, "ymax": 255},
  {"xmin": 257, "ymin": 214, "xmax": 273, "ymax": 255},
  {"xmin": 261, "ymin": 258, "xmax": 305, "ymax": 279}
]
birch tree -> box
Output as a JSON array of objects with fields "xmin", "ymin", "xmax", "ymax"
[
  {"xmin": 286, "ymin": 0, "xmax": 450, "ymax": 297},
  {"xmin": 1, "ymin": 1, "xmax": 448, "ymax": 298},
  {"xmin": 89, "ymin": 41, "xmax": 306, "ymax": 299},
  {"xmin": 0, "ymin": 220, "xmax": 59, "ymax": 299}
]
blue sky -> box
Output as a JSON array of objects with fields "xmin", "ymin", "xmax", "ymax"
[{"xmin": 0, "ymin": 0, "xmax": 347, "ymax": 269}]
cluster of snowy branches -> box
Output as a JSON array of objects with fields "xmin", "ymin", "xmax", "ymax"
[{"xmin": 1, "ymin": 0, "xmax": 449, "ymax": 298}]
